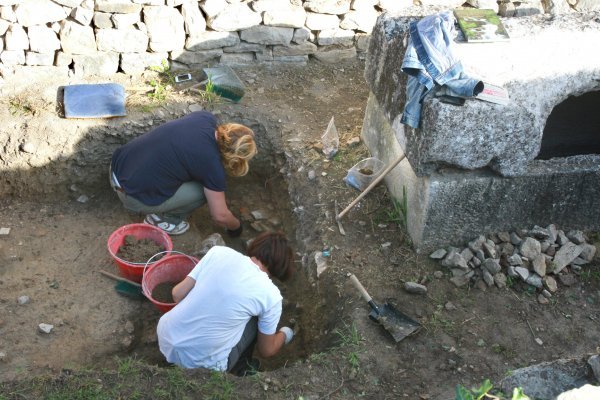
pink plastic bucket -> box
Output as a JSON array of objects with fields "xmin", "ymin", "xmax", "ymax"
[
  {"xmin": 142, "ymin": 254, "xmax": 199, "ymax": 313},
  {"xmin": 107, "ymin": 223, "xmax": 173, "ymax": 283}
]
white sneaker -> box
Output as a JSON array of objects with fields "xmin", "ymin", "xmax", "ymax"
[{"xmin": 144, "ymin": 214, "xmax": 190, "ymax": 236}]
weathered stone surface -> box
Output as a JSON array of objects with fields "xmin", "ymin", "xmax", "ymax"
[
  {"xmin": 312, "ymin": 45, "xmax": 356, "ymax": 63},
  {"xmin": 199, "ymin": 0, "xmax": 227, "ymax": 19},
  {"xmin": 5, "ymin": 25, "xmax": 28, "ymax": 51},
  {"xmin": 263, "ymin": 6, "xmax": 306, "ymax": 28},
  {"xmin": 532, "ymin": 255, "xmax": 546, "ymax": 277},
  {"xmin": 305, "ymin": 12, "xmax": 339, "ymax": 30},
  {"xmin": 111, "ymin": 13, "xmax": 140, "ymax": 29},
  {"xmin": 304, "ymin": 0, "xmax": 350, "ymax": 14},
  {"xmin": 272, "ymin": 41, "xmax": 317, "ymax": 57},
  {"xmin": 317, "ymin": 28, "xmax": 354, "ymax": 46},
  {"xmin": 144, "ymin": 6, "xmax": 185, "ymax": 52},
  {"xmin": 73, "ymin": 52, "xmax": 119, "ymax": 76},
  {"xmin": 292, "ymin": 27, "xmax": 310, "ymax": 43},
  {"xmin": 170, "ymin": 48, "xmax": 222, "ymax": 66},
  {"xmin": 351, "ymin": 0, "xmax": 378, "ymax": 9},
  {"xmin": 120, "ymin": 52, "xmax": 169, "ymax": 74},
  {"xmin": 552, "ymin": 242, "xmax": 583, "ymax": 274},
  {"xmin": 501, "ymin": 356, "xmax": 593, "ymax": 399},
  {"xmin": 96, "ymin": 28, "xmax": 148, "ymax": 53},
  {"xmin": 186, "ymin": 31, "xmax": 239, "ymax": 51},
  {"xmin": 15, "ymin": 0, "xmax": 68, "ymax": 27},
  {"xmin": 207, "ymin": 3, "xmax": 262, "ymax": 32},
  {"xmin": 365, "ymin": 13, "xmax": 600, "ymax": 177},
  {"xmin": 465, "ymin": 0, "xmax": 499, "ymax": 12},
  {"xmin": 482, "ymin": 258, "xmax": 501, "ymax": 275},
  {"xmin": 223, "ymin": 42, "xmax": 266, "ymax": 53},
  {"xmin": 71, "ymin": 6, "xmax": 93, "ymax": 26},
  {"xmin": 520, "ymin": 237, "xmax": 541, "ymax": 260},
  {"xmin": 93, "ymin": 12, "xmax": 113, "ymax": 29},
  {"xmin": 95, "ymin": 0, "xmax": 142, "ymax": 14},
  {"xmin": 240, "ymin": 25, "xmax": 294, "ymax": 45},
  {"xmin": 340, "ymin": 9, "xmax": 378, "ymax": 33},
  {"xmin": 25, "ymin": 51, "xmax": 55, "ymax": 66},
  {"xmin": 181, "ymin": 1, "xmax": 206, "ymax": 35},
  {"xmin": 27, "ymin": 26, "xmax": 60, "ymax": 53},
  {"xmin": 441, "ymin": 250, "xmax": 468, "ymax": 270},
  {"xmin": 0, "ymin": 49, "xmax": 25, "ymax": 65},
  {"xmin": 220, "ymin": 52, "xmax": 255, "ymax": 65},
  {"xmin": 60, "ymin": 21, "xmax": 97, "ymax": 54},
  {"xmin": 0, "ymin": 19, "xmax": 9, "ymax": 36}
]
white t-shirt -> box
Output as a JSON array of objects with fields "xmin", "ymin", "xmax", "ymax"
[{"xmin": 156, "ymin": 246, "xmax": 283, "ymax": 371}]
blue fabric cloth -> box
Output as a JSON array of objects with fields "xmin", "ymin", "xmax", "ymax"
[
  {"xmin": 111, "ymin": 111, "xmax": 225, "ymax": 206},
  {"xmin": 400, "ymin": 12, "xmax": 483, "ymax": 129},
  {"xmin": 63, "ymin": 83, "xmax": 126, "ymax": 118}
]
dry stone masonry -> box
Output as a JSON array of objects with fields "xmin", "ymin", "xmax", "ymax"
[
  {"xmin": 0, "ymin": 0, "xmax": 596, "ymax": 78},
  {"xmin": 430, "ymin": 224, "xmax": 597, "ymax": 303}
]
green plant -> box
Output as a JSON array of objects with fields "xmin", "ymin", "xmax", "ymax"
[
  {"xmin": 202, "ymin": 371, "xmax": 235, "ymax": 400},
  {"xmin": 348, "ymin": 351, "xmax": 360, "ymax": 370},
  {"xmin": 425, "ymin": 307, "xmax": 455, "ymax": 334},
  {"xmin": 455, "ymin": 379, "xmax": 531, "ymax": 400},
  {"xmin": 384, "ymin": 186, "xmax": 408, "ymax": 227},
  {"xmin": 147, "ymin": 59, "xmax": 175, "ymax": 103},
  {"xmin": 8, "ymin": 96, "xmax": 35, "ymax": 116},
  {"xmin": 334, "ymin": 321, "xmax": 362, "ymax": 347},
  {"xmin": 580, "ymin": 268, "xmax": 600, "ymax": 284}
]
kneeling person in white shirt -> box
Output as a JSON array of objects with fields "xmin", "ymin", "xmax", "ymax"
[{"xmin": 157, "ymin": 231, "xmax": 296, "ymax": 375}]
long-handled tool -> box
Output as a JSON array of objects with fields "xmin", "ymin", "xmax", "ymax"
[
  {"xmin": 99, "ymin": 270, "xmax": 144, "ymax": 299},
  {"xmin": 337, "ymin": 154, "xmax": 406, "ymax": 221},
  {"xmin": 349, "ymin": 273, "xmax": 420, "ymax": 342}
]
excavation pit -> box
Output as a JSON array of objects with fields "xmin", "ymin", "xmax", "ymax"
[{"xmin": 0, "ymin": 107, "xmax": 338, "ymax": 379}]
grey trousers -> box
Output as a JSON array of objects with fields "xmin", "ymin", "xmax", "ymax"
[
  {"xmin": 109, "ymin": 166, "xmax": 207, "ymax": 223},
  {"xmin": 227, "ymin": 317, "xmax": 258, "ymax": 372}
]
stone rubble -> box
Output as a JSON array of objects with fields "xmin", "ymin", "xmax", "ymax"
[{"xmin": 430, "ymin": 224, "xmax": 597, "ymax": 302}]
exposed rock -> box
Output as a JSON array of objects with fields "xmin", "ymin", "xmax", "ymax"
[
  {"xmin": 552, "ymin": 242, "xmax": 583, "ymax": 274},
  {"xmin": 520, "ymin": 237, "xmax": 541, "ymax": 260},
  {"xmin": 404, "ymin": 282, "xmax": 427, "ymax": 295},
  {"xmin": 429, "ymin": 248, "xmax": 447, "ymax": 260}
]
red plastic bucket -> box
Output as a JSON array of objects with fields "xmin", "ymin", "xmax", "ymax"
[
  {"xmin": 107, "ymin": 223, "xmax": 173, "ymax": 283},
  {"xmin": 142, "ymin": 253, "xmax": 199, "ymax": 313}
]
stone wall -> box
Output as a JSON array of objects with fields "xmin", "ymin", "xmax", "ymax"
[{"xmin": 0, "ymin": 0, "xmax": 591, "ymax": 78}]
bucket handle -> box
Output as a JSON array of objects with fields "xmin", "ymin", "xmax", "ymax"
[{"xmin": 141, "ymin": 251, "xmax": 199, "ymax": 299}]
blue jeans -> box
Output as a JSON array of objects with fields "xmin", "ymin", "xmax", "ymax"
[
  {"xmin": 109, "ymin": 166, "xmax": 206, "ymax": 223},
  {"xmin": 401, "ymin": 12, "xmax": 482, "ymax": 128}
]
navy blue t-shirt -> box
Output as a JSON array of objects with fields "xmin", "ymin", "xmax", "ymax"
[{"xmin": 111, "ymin": 111, "xmax": 226, "ymax": 206}]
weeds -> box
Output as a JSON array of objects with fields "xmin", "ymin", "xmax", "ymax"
[
  {"xmin": 334, "ymin": 321, "xmax": 362, "ymax": 347},
  {"xmin": 455, "ymin": 378, "xmax": 530, "ymax": 400},
  {"xmin": 424, "ymin": 306, "xmax": 455, "ymax": 334},
  {"xmin": 580, "ymin": 268, "xmax": 600, "ymax": 284},
  {"xmin": 202, "ymin": 371, "xmax": 235, "ymax": 400},
  {"xmin": 147, "ymin": 59, "xmax": 175, "ymax": 103},
  {"xmin": 383, "ymin": 186, "xmax": 408, "ymax": 228}
]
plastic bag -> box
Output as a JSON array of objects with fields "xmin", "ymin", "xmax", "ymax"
[
  {"xmin": 201, "ymin": 66, "xmax": 245, "ymax": 102},
  {"xmin": 344, "ymin": 157, "xmax": 385, "ymax": 191},
  {"xmin": 321, "ymin": 116, "xmax": 339, "ymax": 159}
]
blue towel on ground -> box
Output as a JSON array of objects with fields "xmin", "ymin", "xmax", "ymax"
[{"xmin": 64, "ymin": 83, "xmax": 126, "ymax": 118}]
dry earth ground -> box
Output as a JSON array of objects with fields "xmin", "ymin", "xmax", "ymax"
[{"xmin": 0, "ymin": 60, "xmax": 599, "ymax": 399}]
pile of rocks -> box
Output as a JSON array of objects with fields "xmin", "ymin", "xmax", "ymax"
[{"xmin": 430, "ymin": 225, "xmax": 597, "ymax": 303}]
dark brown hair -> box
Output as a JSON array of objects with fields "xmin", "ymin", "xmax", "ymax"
[{"xmin": 247, "ymin": 231, "xmax": 295, "ymax": 282}]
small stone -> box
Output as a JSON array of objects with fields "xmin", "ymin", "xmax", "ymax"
[
  {"xmin": 0, "ymin": 351, "xmax": 6, "ymax": 361},
  {"xmin": 541, "ymin": 289, "xmax": 552, "ymax": 298},
  {"xmin": 497, "ymin": 231, "xmax": 511, "ymax": 243},
  {"xmin": 307, "ymin": 170, "xmax": 316, "ymax": 180},
  {"xmin": 404, "ymin": 282, "xmax": 427, "ymax": 295},
  {"xmin": 535, "ymin": 338, "xmax": 544, "ymax": 346},
  {"xmin": 537, "ymin": 294, "xmax": 549, "ymax": 304},
  {"xmin": 251, "ymin": 210, "xmax": 268, "ymax": 220},
  {"xmin": 0, "ymin": 227, "xmax": 10, "ymax": 235},
  {"xmin": 429, "ymin": 249, "xmax": 447, "ymax": 260},
  {"xmin": 515, "ymin": 266, "xmax": 529, "ymax": 281},
  {"xmin": 510, "ymin": 232, "xmax": 522, "ymax": 246},
  {"xmin": 346, "ymin": 136, "xmax": 361, "ymax": 147},
  {"xmin": 76, "ymin": 195, "xmax": 89, "ymax": 203},
  {"xmin": 566, "ymin": 230, "xmax": 586, "ymax": 245},
  {"xmin": 124, "ymin": 321, "xmax": 134, "ymax": 334},
  {"xmin": 38, "ymin": 323, "xmax": 54, "ymax": 334},
  {"xmin": 543, "ymin": 276, "xmax": 558, "ymax": 292},
  {"xmin": 558, "ymin": 274, "xmax": 577, "ymax": 286},
  {"xmin": 20, "ymin": 142, "xmax": 35, "ymax": 153},
  {"xmin": 17, "ymin": 295, "xmax": 30, "ymax": 305},
  {"xmin": 494, "ymin": 273, "xmax": 507, "ymax": 289},
  {"xmin": 433, "ymin": 270, "xmax": 444, "ymax": 279},
  {"xmin": 440, "ymin": 302, "xmax": 455, "ymax": 313}
]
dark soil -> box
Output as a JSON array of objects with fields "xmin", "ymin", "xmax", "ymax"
[
  {"xmin": 151, "ymin": 281, "xmax": 176, "ymax": 304},
  {"xmin": 116, "ymin": 235, "xmax": 166, "ymax": 264}
]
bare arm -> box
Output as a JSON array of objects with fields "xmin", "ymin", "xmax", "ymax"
[
  {"xmin": 256, "ymin": 331, "xmax": 287, "ymax": 358},
  {"xmin": 204, "ymin": 188, "xmax": 240, "ymax": 230},
  {"xmin": 172, "ymin": 276, "xmax": 196, "ymax": 303}
]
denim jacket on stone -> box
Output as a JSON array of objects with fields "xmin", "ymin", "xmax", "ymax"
[{"xmin": 401, "ymin": 12, "xmax": 483, "ymax": 129}]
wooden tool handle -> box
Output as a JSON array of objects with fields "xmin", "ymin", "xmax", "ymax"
[
  {"xmin": 337, "ymin": 154, "xmax": 406, "ymax": 221},
  {"xmin": 99, "ymin": 270, "xmax": 142, "ymax": 287},
  {"xmin": 349, "ymin": 274, "xmax": 373, "ymax": 303}
]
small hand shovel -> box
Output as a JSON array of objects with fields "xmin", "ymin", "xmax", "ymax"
[
  {"xmin": 349, "ymin": 274, "xmax": 421, "ymax": 342},
  {"xmin": 99, "ymin": 270, "xmax": 144, "ymax": 299}
]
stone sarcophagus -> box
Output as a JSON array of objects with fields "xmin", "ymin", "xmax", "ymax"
[{"xmin": 361, "ymin": 10, "xmax": 600, "ymax": 251}]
